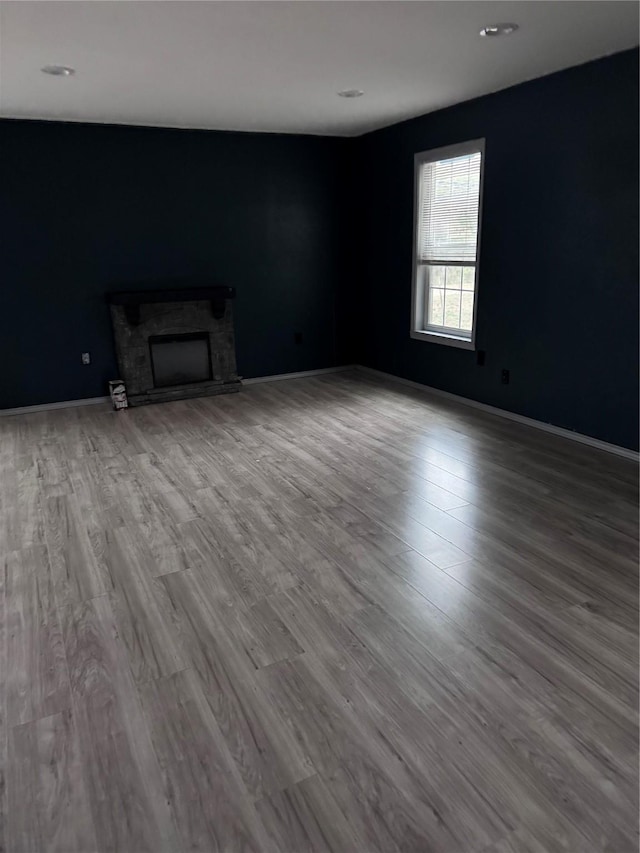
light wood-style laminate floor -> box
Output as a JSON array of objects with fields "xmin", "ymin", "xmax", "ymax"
[{"xmin": 1, "ymin": 370, "xmax": 638, "ymax": 853}]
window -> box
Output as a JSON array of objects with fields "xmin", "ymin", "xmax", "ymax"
[{"xmin": 411, "ymin": 139, "xmax": 484, "ymax": 349}]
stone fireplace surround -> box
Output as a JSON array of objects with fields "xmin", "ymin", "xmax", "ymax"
[{"xmin": 108, "ymin": 283, "xmax": 241, "ymax": 406}]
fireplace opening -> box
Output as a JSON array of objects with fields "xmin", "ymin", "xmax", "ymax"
[{"xmin": 149, "ymin": 332, "xmax": 212, "ymax": 388}]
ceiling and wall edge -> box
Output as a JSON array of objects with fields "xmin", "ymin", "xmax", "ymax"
[{"xmin": 0, "ymin": 46, "xmax": 636, "ymax": 139}]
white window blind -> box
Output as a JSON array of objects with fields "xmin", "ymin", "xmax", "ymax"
[{"xmin": 417, "ymin": 152, "xmax": 482, "ymax": 264}]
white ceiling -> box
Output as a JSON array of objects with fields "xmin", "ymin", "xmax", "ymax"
[{"xmin": 1, "ymin": 1, "xmax": 638, "ymax": 137}]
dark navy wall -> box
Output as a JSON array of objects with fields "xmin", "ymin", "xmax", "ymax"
[
  {"xmin": 356, "ymin": 49, "xmax": 639, "ymax": 450},
  {"xmin": 1, "ymin": 120, "xmax": 350, "ymax": 408},
  {"xmin": 2, "ymin": 50, "xmax": 638, "ymax": 449}
]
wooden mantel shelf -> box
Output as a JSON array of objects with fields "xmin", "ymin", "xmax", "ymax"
[{"xmin": 107, "ymin": 283, "xmax": 235, "ymax": 324}]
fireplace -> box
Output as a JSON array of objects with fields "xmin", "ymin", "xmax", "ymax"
[
  {"xmin": 107, "ymin": 283, "xmax": 241, "ymax": 406},
  {"xmin": 149, "ymin": 332, "xmax": 212, "ymax": 387}
]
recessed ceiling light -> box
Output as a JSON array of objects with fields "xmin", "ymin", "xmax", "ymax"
[
  {"xmin": 337, "ymin": 89, "xmax": 364, "ymax": 98},
  {"xmin": 479, "ymin": 23, "xmax": 519, "ymax": 37},
  {"xmin": 41, "ymin": 65, "xmax": 75, "ymax": 76}
]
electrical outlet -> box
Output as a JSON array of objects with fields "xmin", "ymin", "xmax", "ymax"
[
  {"xmin": 501, "ymin": 368, "xmax": 510, "ymax": 385},
  {"xmin": 294, "ymin": 332, "xmax": 303, "ymax": 345},
  {"xmin": 81, "ymin": 352, "xmax": 91, "ymax": 365}
]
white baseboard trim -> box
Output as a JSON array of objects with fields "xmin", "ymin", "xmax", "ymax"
[
  {"xmin": 242, "ymin": 365, "xmax": 353, "ymax": 385},
  {"xmin": 3, "ymin": 365, "xmax": 634, "ymax": 462},
  {"xmin": 356, "ymin": 365, "xmax": 639, "ymax": 462},
  {"xmin": 0, "ymin": 396, "xmax": 110, "ymax": 417},
  {"xmin": 0, "ymin": 367, "xmax": 354, "ymax": 417}
]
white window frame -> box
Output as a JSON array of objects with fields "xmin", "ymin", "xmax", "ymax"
[{"xmin": 410, "ymin": 139, "xmax": 485, "ymax": 350}]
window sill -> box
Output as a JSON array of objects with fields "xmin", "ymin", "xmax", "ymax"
[{"xmin": 410, "ymin": 329, "xmax": 475, "ymax": 350}]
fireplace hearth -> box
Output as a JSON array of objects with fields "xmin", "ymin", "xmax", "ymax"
[{"xmin": 108, "ymin": 283, "xmax": 241, "ymax": 406}]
